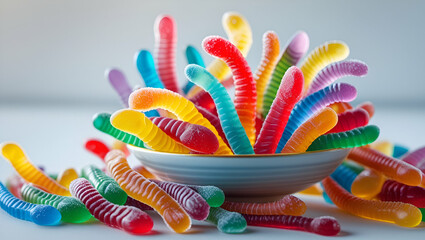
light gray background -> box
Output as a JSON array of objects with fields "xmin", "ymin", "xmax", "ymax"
[{"xmin": 1, "ymin": 0, "xmax": 425, "ymax": 106}]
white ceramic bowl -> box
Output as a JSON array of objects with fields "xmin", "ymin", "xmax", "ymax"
[{"xmin": 129, "ymin": 146, "xmax": 350, "ymax": 202}]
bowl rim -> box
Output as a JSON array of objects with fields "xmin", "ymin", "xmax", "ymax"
[{"xmin": 127, "ymin": 145, "xmax": 350, "ymax": 158}]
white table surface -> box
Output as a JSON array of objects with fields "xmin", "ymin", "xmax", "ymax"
[{"xmin": 0, "ymin": 103, "xmax": 424, "ymax": 239}]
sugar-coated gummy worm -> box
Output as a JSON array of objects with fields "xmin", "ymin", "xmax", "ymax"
[
  {"xmin": 196, "ymin": 105, "xmax": 229, "ymax": 148},
  {"xmin": 104, "ymin": 150, "xmax": 191, "ymax": 233},
  {"xmin": 129, "ymin": 87, "xmax": 232, "ymax": 154},
  {"xmin": 328, "ymin": 102, "xmax": 353, "ymax": 114},
  {"xmin": 0, "ymin": 182, "xmax": 61, "ymax": 226},
  {"xmin": 326, "ymin": 108, "xmax": 370, "ymax": 134},
  {"xmin": 394, "ymin": 144, "xmax": 409, "ymax": 158},
  {"xmin": 282, "ymin": 108, "xmax": 338, "ymax": 153},
  {"xmin": 106, "ymin": 68, "xmax": 133, "ymax": 108},
  {"xmin": 0, "ymin": 142, "xmax": 70, "ymax": 196},
  {"xmin": 92, "ymin": 113, "xmax": 145, "ymax": 148},
  {"xmin": 183, "ymin": 45, "xmax": 206, "ymax": 94},
  {"xmin": 306, "ymin": 60, "xmax": 368, "ymax": 96},
  {"xmin": 378, "ymin": 180, "xmax": 425, "ymax": 208},
  {"xmin": 299, "ymin": 41, "xmax": 350, "ymax": 94},
  {"xmin": 111, "ymin": 109, "xmax": 190, "ymax": 154},
  {"xmin": 21, "ymin": 184, "xmax": 92, "ymax": 223},
  {"xmin": 149, "ymin": 117, "xmax": 219, "ymax": 154},
  {"xmin": 322, "ymin": 177, "xmax": 421, "ymax": 227},
  {"xmin": 81, "ymin": 165, "xmax": 128, "ymax": 205},
  {"xmin": 243, "ymin": 214, "xmax": 340, "ymax": 236},
  {"xmin": 307, "ymin": 125, "xmax": 380, "ymax": 151},
  {"xmin": 330, "ymin": 165, "xmax": 358, "ymax": 193},
  {"xmin": 357, "ymin": 101, "xmax": 375, "ymax": 118},
  {"xmin": 351, "ymin": 169, "xmax": 386, "ymax": 199},
  {"xmin": 188, "ymin": 90, "xmax": 216, "ymax": 112},
  {"xmin": 85, "ymin": 139, "xmax": 111, "ymax": 160},
  {"xmin": 254, "ymin": 66, "xmax": 304, "ymax": 154},
  {"xmin": 135, "ymin": 50, "xmax": 165, "ymax": 89},
  {"xmin": 203, "ymin": 36, "xmax": 257, "ymax": 145},
  {"xmin": 150, "ymin": 179, "xmax": 210, "ymax": 221},
  {"xmin": 185, "ymin": 65, "xmax": 253, "ymax": 154},
  {"xmin": 276, "ymin": 83, "xmax": 357, "ymax": 152},
  {"xmin": 254, "ymin": 31, "xmax": 280, "ymax": 114},
  {"xmin": 348, "ymin": 147, "xmax": 422, "ymax": 186},
  {"xmin": 187, "ymin": 185, "xmax": 225, "ymax": 207},
  {"xmin": 56, "ymin": 168, "xmax": 79, "ymax": 189},
  {"xmin": 206, "ymin": 207, "xmax": 247, "ymax": 234},
  {"xmin": 402, "ymin": 146, "xmax": 425, "ymax": 167},
  {"xmin": 153, "ymin": 15, "xmax": 179, "ymax": 93},
  {"xmin": 70, "ymin": 178, "xmax": 153, "ymax": 234},
  {"xmin": 221, "ymin": 195, "xmax": 306, "ymax": 216},
  {"xmin": 262, "ymin": 31, "xmax": 309, "ymax": 118},
  {"xmin": 133, "ymin": 165, "xmax": 156, "ymax": 179},
  {"xmin": 370, "ymin": 141, "xmax": 394, "ymax": 156}
]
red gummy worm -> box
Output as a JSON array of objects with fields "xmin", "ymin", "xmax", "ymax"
[
  {"xmin": 378, "ymin": 180, "xmax": 425, "ymax": 208},
  {"xmin": 221, "ymin": 195, "xmax": 306, "ymax": 216},
  {"xmin": 255, "ymin": 115, "xmax": 264, "ymax": 139},
  {"xmin": 154, "ymin": 15, "xmax": 179, "ymax": 93},
  {"xmin": 203, "ymin": 36, "xmax": 257, "ymax": 145},
  {"xmin": 402, "ymin": 146, "xmax": 425, "ymax": 167},
  {"xmin": 357, "ymin": 101, "xmax": 375, "ymax": 118},
  {"xmin": 195, "ymin": 106, "xmax": 230, "ymax": 148},
  {"xmin": 149, "ymin": 117, "xmax": 219, "ymax": 154},
  {"xmin": 70, "ymin": 178, "xmax": 153, "ymax": 234},
  {"xmin": 254, "ymin": 67, "xmax": 304, "ymax": 154},
  {"xmin": 348, "ymin": 147, "xmax": 422, "ymax": 186},
  {"xmin": 85, "ymin": 139, "xmax": 110, "ymax": 161},
  {"xmin": 243, "ymin": 214, "xmax": 340, "ymax": 236},
  {"xmin": 125, "ymin": 196, "xmax": 153, "ymax": 211},
  {"xmin": 327, "ymin": 108, "xmax": 370, "ymax": 134},
  {"xmin": 150, "ymin": 179, "xmax": 210, "ymax": 221},
  {"xmin": 188, "ymin": 90, "xmax": 216, "ymax": 112}
]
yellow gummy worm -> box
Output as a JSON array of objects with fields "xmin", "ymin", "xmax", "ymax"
[
  {"xmin": 111, "ymin": 109, "xmax": 190, "ymax": 154},
  {"xmin": 56, "ymin": 168, "xmax": 79, "ymax": 189},
  {"xmin": 0, "ymin": 142, "xmax": 70, "ymax": 196},
  {"xmin": 129, "ymin": 88, "xmax": 233, "ymax": 155}
]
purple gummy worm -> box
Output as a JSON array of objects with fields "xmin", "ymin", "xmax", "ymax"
[
  {"xmin": 106, "ymin": 68, "xmax": 133, "ymax": 107},
  {"xmin": 305, "ymin": 60, "xmax": 368, "ymax": 96},
  {"xmin": 402, "ymin": 146, "xmax": 425, "ymax": 167}
]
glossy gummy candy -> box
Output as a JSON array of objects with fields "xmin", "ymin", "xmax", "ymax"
[
  {"xmin": 282, "ymin": 108, "xmax": 338, "ymax": 153},
  {"xmin": 0, "ymin": 142, "xmax": 70, "ymax": 196},
  {"xmin": 129, "ymin": 87, "xmax": 232, "ymax": 154},
  {"xmin": 299, "ymin": 41, "xmax": 350, "ymax": 94},
  {"xmin": 196, "ymin": 105, "xmax": 229, "ymax": 148},
  {"xmin": 56, "ymin": 168, "xmax": 79, "ymax": 189},
  {"xmin": 111, "ymin": 109, "xmax": 190, "ymax": 153},
  {"xmin": 221, "ymin": 195, "xmax": 306, "ymax": 216},
  {"xmin": 402, "ymin": 146, "xmax": 425, "ymax": 167},
  {"xmin": 348, "ymin": 147, "xmax": 422, "ymax": 186},
  {"xmin": 0, "ymin": 182, "xmax": 61, "ymax": 226},
  {"xmin": 306, "ymin": 60, "xmax": 368, "ymax": 96},
  {"xmin": 81, "ymin": 165, "xmax": 128, "ymax": 205},
  {"xmin": 188, "ymin": 89, "xmax": 216, "ymax": 112},
  {"xmin": 243, "ymin": 214, "xmax": 340, "ymax": 236},
  {"xmin": 132, "ymin": 165, "xmax": 156, "ymax": 179},
  {"xmin": 276, "ymin": 83, "xmax": 357, "ymax": 152},
  {"xmin": 254, "ymin": 31, "xmax": 280, "ymax": 114},
  {"xmin": 21, "ymin": 184, "xmax": 91, "ymax": 223},
  {"xmin": 262, "ymin": 31, "xmax": 309, "ymax": 117},
  {"xmin": 150, "ymin": 117, "xmax": 219, "ymax": 154},
  {"xmin": 378, "ymin": 180, "xmax": 425, "ymax": 208},
  {"xmin": 135, "ymin": 50, "xmax": 165, "ymax": 89},
  {"xmin": 154, "ymin": 15, "xmax": 179, "ymax": 93},
  {"xmin": 351, "ymin": 169, "xmax": 386, "ymax": 199},
  {"xmin": 393, "ymin": 144, "xmax": 409, "ymax": 158},
  {"xmin": 357, "ymin": 101, "xmax": 375, "ymax": 118},
  {"xmin": 183, "ymin": 45, "xmax": 206, "ymax": 94},
  {"xmin": 150, "ymin": 179, "xmax": 210, "ymax": 221},
  {"xmin": 322, "ymin": 177, "xmax": 421, "ymax": 227},
  {"xmin": 307, "ymin": 125, "xmax": 380, "ymax": 151},
  {"xmin": 106, "ymin": 68, "xmax": 133, "ymax": 107},
  {"xmin": 70, "ymin": 178, "xmax": 153, "ymax": 234},
  {"xmin": 203, "ymin": 36, "xmax": 257, "ymax": 145},
  {"xmin": 328, "ymin": 102, "xmax": 353, "ymax": 114},
  {"xmin": 84, "ymin": 139, "xmax": 111, "ymax": 160},
  {"xmin": 111, "ymin": 139, "xmax": 130, "ymax": 157},
  {"xmin": 326, "ymin": 108, "xmax": 370, "ymax": 134},
  {"xmin": 206, "ymin": 207, "xmax": 247, "ymax": 234},
  {"xmin": 370, "ymin": 141, "xmax": 394, "ymax": 156},
  {"xmin": 187, "ymin": 185, "xmax": 225, "ymax": 207},
  {"xmin": 330, "ymin": 165, "xmax": 358, "ymax": 193},
  {"xmin": 92, "ymin": 113, "xmax": 145, "ymax": 148},
  {"xmin": 254, "ymin": 66, "xmax": 304, "ymax": 154},
  {"xmin": 185, "ymin": 64, "xmax": 253, "ymax": 154},
  {"xmin": 104, "ymin": 150, "xmax": 191, "ymax": 233}
]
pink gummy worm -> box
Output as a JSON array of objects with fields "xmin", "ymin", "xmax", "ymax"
[
  {"xmin": 154, "ymin": 15, "xmax": 179, "ymax": 93},
  {"xmin": 243, "ymin": 214, "xmax": 340, "ymax": 236},
  {"xmin": 203, "ymin": 36, "xmax": 257, "ymax": 144},
  {"xmin": 306, "ymin": 60, "xmax": 368, "ymax": 96},
  {"xmin": 150, "ymin": 179, "xmax": 210, "ymax": 221},
  {"xmin": 106, "ymin": 68, "xmax": 133, "ymax": 107},
  {"xmin": 327, "ymin": 107, "xmax": 370, "ymax": 134},
  {"xmin": 254, "ymin": 67, "xmax": 304, "ymax": 154},
  {"xmin": 402, "ymin": 146, "xmax": 425, "ymax": 167},
  {"xmin": 70, "ymin": 178, "xmax": 153, "ymax": 234}
]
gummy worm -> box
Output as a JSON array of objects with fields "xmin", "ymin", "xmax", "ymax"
[
  {"xmin": 135, "ymin": 49, "xmax": 165, "ymax": 89},
  {"xmin": 183, "ymin": 45, "xmax": 206, "ymax": 94},
  {"xmin": 206, "ymin": 207, "xmax": 247, "ymax": 234},
  {"xmin": 56, "ymin": 168, "xmax": 78, "ymax": 189},
  {"xmin": 327, "ymin": 107, "xmax": 370, "ymax": 134},
  {"xmin": 84, "ymin": 138, "xmax": 111, "ymax": 160}
]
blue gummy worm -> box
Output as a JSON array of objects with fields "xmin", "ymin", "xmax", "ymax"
[
  {"xmin": 393, "ymin": 144, "xmax": 409, "ymax": 158},
  {"xmin": 183, "ymin": 45, "xmax": 206, "ymax": 94},
  {"xmin": 135, "ymin": 50, "xmax": 165, "ymax": 89}
]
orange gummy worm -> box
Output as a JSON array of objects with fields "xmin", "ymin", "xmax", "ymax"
[
  {"xmin": 351, "ymin": 169, "xmax": 386, "ymax": 199},
  {"xmin": 105, "ymin": 150, "xmax": 191, "ymax": 233},
  {"xmin": 328, "ymin": 102, "xmax": 353, "ymax": 114},
  {"xmin": 0, "ymin": 142, "xmax": 70, "ymax": 196},
  {"xmin": 129, "ymin": 88, "xmax": 232, "ymax": 155},
  {"xmin": 322, "ymin": 177, "xmax": 421, "ymax": 227},
  {"xmin": 281, "ymin": 108, "xmax": 337, "ymax": 153},
  {"xmin": 133, "ymin": 165, "xmax": 157, "ymax": 179}
]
